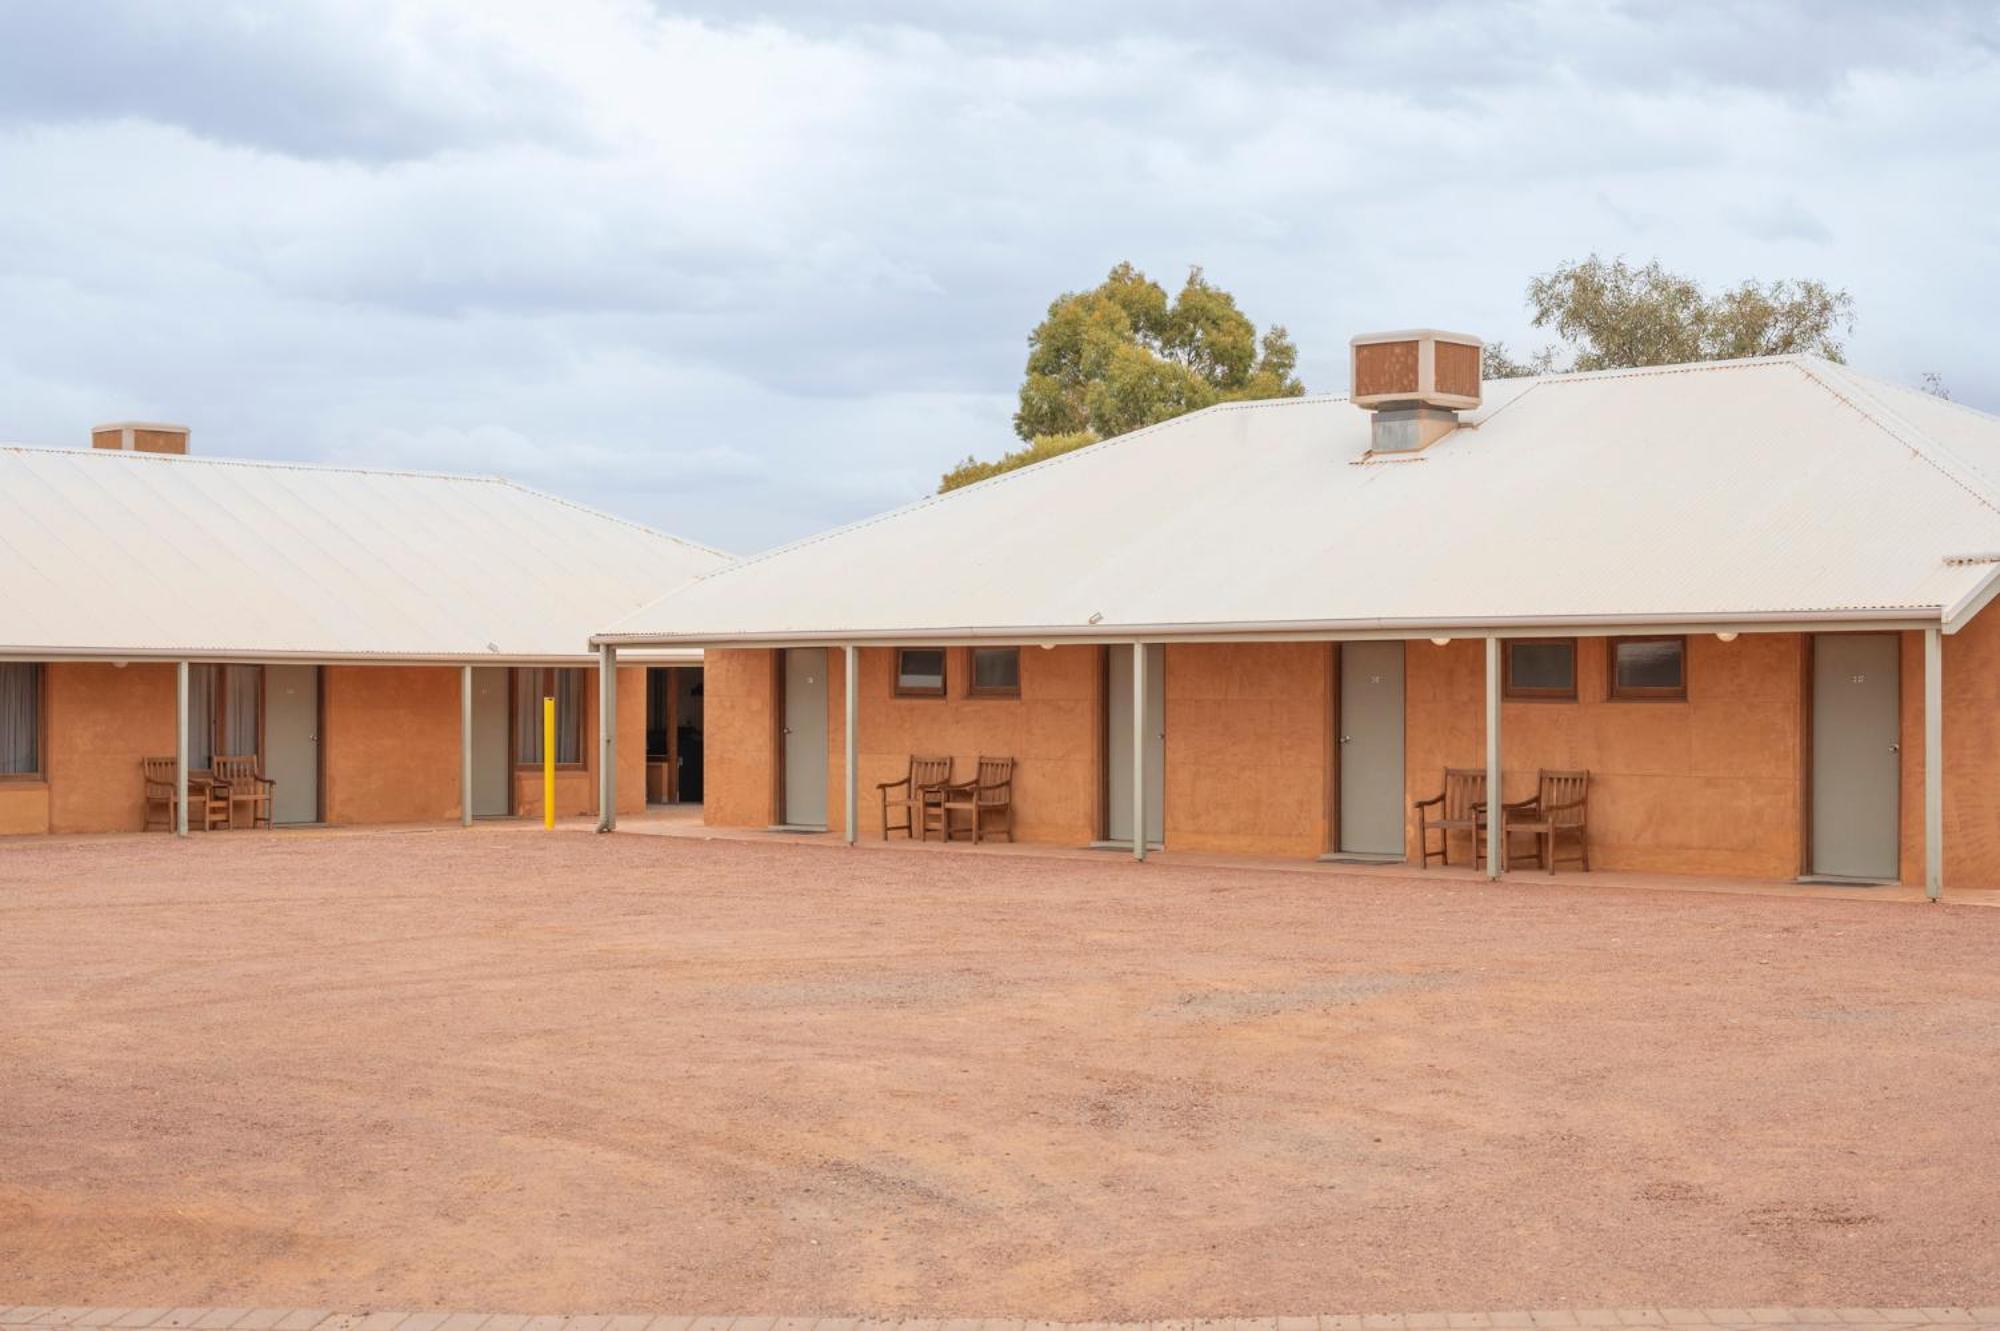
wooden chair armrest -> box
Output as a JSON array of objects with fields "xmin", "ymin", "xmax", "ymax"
[
  {"xmin": 1502, "ymin": 796, "xmax": 1540, "ymax": 811},
  {"xmin": 875, "ymin": 777, "xmax": 911, "ymax": 793},
  {"xmin": 1412, "ymin": 793, "xmax": 1444, "ymax": 809},
  {"xmin": 1540, "ymin": 797, "xmax": 1588, "ymax": 814}
]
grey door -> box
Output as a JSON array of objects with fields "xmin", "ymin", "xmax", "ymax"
[
  {"xmin": 782, "ymin": 648, "xmax": 828, "ymax": 828},
  {"xmin": 1339, "ymin": 640, "xmax": 1406, "ymax": 858},
  {"xmin": 470, "ymin": 667, "xmax": 511, "ymax": 817},
  {"xmin": 265, "ymin": 664, "xmax": 320, "ymax": 825},
  {"xmin": 1106, "ymin": 644, "xmax": 1165, "ymax": 845},
  {"xmin": 1812, "ymin": 633, "xmax": 1900, "ymax": 880}
]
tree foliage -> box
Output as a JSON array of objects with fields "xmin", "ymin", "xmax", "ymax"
[
  {"xmin": 940, "ymin": 262, "xmax": 1303, "ymax": 492},
  {"xmin": 1484, "ymin": 254, "xmax": 1855, "ymax": 378}
]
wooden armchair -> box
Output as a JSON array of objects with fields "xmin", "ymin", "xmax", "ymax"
[
  {"xmin": 935, "ymin": 755, "xmax": 1015, "ymax": 844},
  {"xmin": 213, "ymin": 754, "xmax": 276, "ymax": 829},
  {"xmin": 877, "ymin": 754, "xmax": 953, "ymax": 840},
  {"xmin": 1503, "ymin": 769, "xmax": 1590, "ymax": 873},
  {"xmin": 1414, "ymin": 767, "xmax": 1487, "ymax": 868},
  {"xmin": 142, "ymin": 756, "xmax": 230, "ymax": 832}
]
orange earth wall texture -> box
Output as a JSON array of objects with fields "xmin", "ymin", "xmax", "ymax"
[
  {"xmin": 0, "ymin": 663, "xmax": 646, "ymax": 835},
  {"xmin": 704, "ymin": 622, "xmax": 2000, "ymax": 887}
]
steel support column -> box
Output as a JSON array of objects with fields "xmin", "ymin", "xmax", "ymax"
[
  {"xmin": 460, "ymin": 665, "xmax": 474, "ymax": 828},
  {"xmin": 597, "ymin": 643, "xmax": 617, "ymax": 833},
  {"xmin": 1132, "ymin": 641, "xmax": 1147, "ymax": 862},
  {"xmin": 175, "ymin": 660, "xmax": 190, "ymax": 839},
  {"xmin": 1485, "ymin": 636, "xmax": 1502, "ymax": 881},
  {"xmin": 843, "ymin": 645, "xmax": 858, "ymax": 845},
  {"xmin": 1925, "ymin": 625, "xmax": 1943, "ymax": 900}
]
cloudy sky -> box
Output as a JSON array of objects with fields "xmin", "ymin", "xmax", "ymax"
[{"xmin": 2, "ymin": 1, "xmax": 1996, "ymax": 553}]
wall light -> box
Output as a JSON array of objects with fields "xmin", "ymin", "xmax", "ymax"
[
  {"xmin": 1715, "ymin": 631, "xmax": 1739, "ymax": 643},
  {"xmin": 1429, "ymin": 637, "xmax": 1452, "ymax": 647}
]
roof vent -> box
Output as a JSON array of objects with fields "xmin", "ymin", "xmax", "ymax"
[
  {"xmin": 92, "ymin": 422, "xmax": 190, "ymax": 455},
  {"xmin": 1350, "ymin": 329, "xmax": 1482, "ymax": 453}
]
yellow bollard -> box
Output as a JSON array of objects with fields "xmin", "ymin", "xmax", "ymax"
[{"xmin": 542, "ymin": 695, "xmax": 556, "ymax": 829}]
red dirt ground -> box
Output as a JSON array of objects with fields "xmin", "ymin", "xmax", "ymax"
[{"xmin": 0, "ymin": 829, "xmax": 1996, "ymax": 1316}]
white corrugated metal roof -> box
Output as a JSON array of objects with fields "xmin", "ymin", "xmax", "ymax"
[
  {"xmin": 0, "ymin": 446, "xmax": 731, "ymax": 661},
  {"xmin": 599, "ymin": 356, "xmax": 2000, "ymax": 645}
]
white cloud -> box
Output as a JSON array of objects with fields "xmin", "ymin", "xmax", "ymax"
[{"xmin": 0, "ymin": 0, "xmax": 1996, "ymax": 552}]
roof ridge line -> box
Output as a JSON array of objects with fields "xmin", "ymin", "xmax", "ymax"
[
  {"xmin": 0, "ymin": 441, "xmax": 513, "ymax": 485},
  {"xmin": 3, "ymin": 443, "xmax": 731, "ymax": 563},
  {"xmin": 1794, "ymin": 359, "xmax": 2000, "ymax": 519},
  {"xmin": 1503, "ymin": 353, "xmax": 1815, "ymax": 389}
]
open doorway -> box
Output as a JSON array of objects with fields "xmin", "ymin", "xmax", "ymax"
[{"xmin": 645, "ymin": 666, "xmax": 705, "ymax": 805}]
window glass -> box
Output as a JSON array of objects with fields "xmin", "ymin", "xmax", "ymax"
[
  {"xmin": 555, "ymin": 668, "xmax": 583, "ymax": 764},
  {"xmin": 514, "ymin": 667, "xmax": 585, "ymax": 764},
  {"xmin": 1613, "ymin": 637, "xmax": 1686, "ymax": 696},
  {"xmin": 896, "ymin": 648, "xmax": 946, "ymax": 695},
  {"xmin": 0, "ymin": 663, "xmax": 40, "ymax": 776},
  {"xmin": 971, "ymin": 647, "xmax": 1021, "ymax": 695},
  {"xmin": 513, "ymin": 667, "xmax": 541, "ymax": 764},
  {"xmin": 222, "ymin": 665, "xmax": 261, "ymax": 757},
  {"xmin": 1506, "ymin": 640, "xmax": 1576, "ymax": 697},
  {"xmin": 189, "ymin": 664, "xmax": 218, "ymax": 769}
]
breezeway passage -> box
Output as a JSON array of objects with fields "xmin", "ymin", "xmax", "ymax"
[{"xmin": 1, "ymin": 829, "xmax": 1996, "ymax": 1315}]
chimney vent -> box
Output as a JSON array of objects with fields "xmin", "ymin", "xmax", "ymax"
[
  {"xmin": 92, "ymin": 422, "xmax": 190, "ymax": 455},
  {"xmin": 1350, "ymin": 329, "xmax": 1482, "ymax": 453}
]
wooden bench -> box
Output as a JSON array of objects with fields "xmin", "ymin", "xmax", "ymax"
[
  {"xmin": 142, "ymin": 756, "xmax": 230, "ymax": 832},
  {"xmin": 934, "ymin": 755, "xmax": 1014, "ymax": 844},
  {"xmin": 878, "ymin": 755, "xmax": 953, "ymax": 840},
  {"xmin": 1502, "ymin": 769, "xmax": 1591, "ymax": 873},
  {"xmin": 1414, "ymin": 767, "xmax": 1487, "ymax": 868},
  {"xmin": 213, "ymin": 754, "xmax": 277, "ymax": 829}
]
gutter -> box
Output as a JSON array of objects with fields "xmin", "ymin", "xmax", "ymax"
[
  {"xmin": 593, "ymin": 606, "xmax": 1940, "ymax": 651},
  {"xmin": 1943, "ymin": 561, "xmax": 2000, "ymax": 635},
  {"xmin": 0, "ymin": 646, "xmax": 705, "ymax": 667}
]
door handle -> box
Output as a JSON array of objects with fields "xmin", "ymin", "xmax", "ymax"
[
  {"xmin": 1890, "ymin": 743, "xmax": 1900, "ymax": 753},
  {"xmin": 1339, "ymin": 734, "xmax": 1352, "ymax": 744}
]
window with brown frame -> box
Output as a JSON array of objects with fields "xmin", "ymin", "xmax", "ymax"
[
  {"xmin": 894, "ymin": 647, "xmax": 947, "ymax": 697},
  {"xmin": 0, "ymin": 663, "xmax": 43, "ymax": 779},
  {"xmin": 968, "ymin": 646, "xmax": 1021, "ymax": 698},
  {"xmin": 1609, "ymin": 635, "xmax": 1688, "ymax": 700},
  {"xmin": 513, "ymin": 666, "xmax": 585, "ymax": 766},
  {"xmin": 186, "ymin": 663, "xmax": 263, "ymax": 770},
  {"xmin": 1503, "ymin": 638, "xmax": 1577, "ymax": 700}
]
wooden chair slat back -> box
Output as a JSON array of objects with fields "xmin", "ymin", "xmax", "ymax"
[
  {"xmin": 1442, "ymin": 768, "xmax": 1486, "ymax": 821},
  {"xmin": 1540, "ymin": 769, "xmax": 1589, "ymax": 826},
  {"xmin": 976, "ymin": 755, "xmax": 1014, "ymax": 803},
  {"xmin": 142, "ymin": 756, "xmax": 176, "ymax": 783},
  {"xmin": 213, "ymin": 754, "xmax": 257, "ymax": 782},
  {"xmin": 910, "ymin": 755, "xmax": 953, "ymax": 788}
]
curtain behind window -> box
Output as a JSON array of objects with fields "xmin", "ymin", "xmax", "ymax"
[
  {"xmin": 222, "ymin": 665, "xmax": 261, "ymax": 757},
  {"xmin": 512, "ymin": 668, "xmax": 583, "ymax": 765},
  {"xmin": 188, "ymin": 665, "xmax": 218, "ymax": 770},
  {"xmin": 0, "ymin": 663, "xmax": 39, "ymax": 775},
  {"xmin": 555, "ymin": 668, "xmax": 582, "ymax": 764},
  {"xmin": 513, "ymin": 667, "xmax": 542, "ymax": 764}
]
